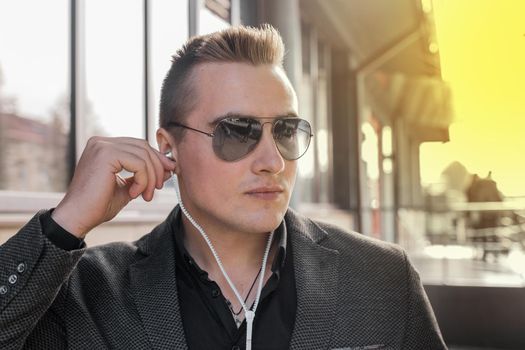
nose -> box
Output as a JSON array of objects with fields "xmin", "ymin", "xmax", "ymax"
[{"xmin": 250, "ymin": 122, "xmax": 285, "ymax": 175}]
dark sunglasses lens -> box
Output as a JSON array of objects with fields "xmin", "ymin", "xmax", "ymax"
[
  {"xmin": 273, "ymin": 118, "xmax": 312, "ymax": 160},
  {"xmin": 212, "ymin": 118, "xmax": 262, "ymax": 161}
]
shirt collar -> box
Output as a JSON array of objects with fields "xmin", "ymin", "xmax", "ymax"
[{"xmin": 271, "ymin": 219, "xmax": 287, "ymax": 274}]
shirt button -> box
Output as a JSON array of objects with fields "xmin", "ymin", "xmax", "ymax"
[
  {"xmin": 8, "ymin": 274, "xmax": 18, "ymax": 284},
  {"xmin": 231, "ymin": 346, "xmax": 240, "ymax": 350},
  {"xmin": 0, "ymin": 285, "xmax": 7, "ymax": 295},
  {"xmin": 17, "ymin": 262, "xmax": 26, "ymax": 274},
  {"xmin": 211, "ymin": 289, "xmax": 221, "ymax": 298}
]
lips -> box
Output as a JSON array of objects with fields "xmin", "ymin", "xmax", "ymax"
[
  {"xmin": 245, "ymin": 186, "xmax": 284, "ymax": 194},
  {"xmin": 244, "ymin": 185, "xmax": 285, "ymax": 200}
]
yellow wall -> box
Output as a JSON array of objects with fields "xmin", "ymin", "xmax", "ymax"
[{"xmin": 421, "ymin": 0, "xmax": 525, "ymax": 196}]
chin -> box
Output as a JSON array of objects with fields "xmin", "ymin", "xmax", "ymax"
[{"xmin": 240, "ymin": 208, "xmax": 286, "ymax": 233}]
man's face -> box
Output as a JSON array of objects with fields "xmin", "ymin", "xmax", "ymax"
[{"xmin": 173, "ymin": 62, "xmax": 299, "ymax": 235}]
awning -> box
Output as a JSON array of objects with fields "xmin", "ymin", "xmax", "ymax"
[
  {"xmin": 301, "ymin": 0, "xmax": 453, "ymax": 141},
  {"xmin": 365, "ymin": 71, "xmax": 454, "ymax": 141},
  {"xmin": 301, "ymin": 0, "xmax": 441, "ymax": 76}
]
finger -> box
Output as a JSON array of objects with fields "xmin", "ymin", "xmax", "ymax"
[
  {"xmin": 114, "ymin": 138, "xmax": 175, "ymax": 189},
  {"xmin": 139, "ymin": 146, "xmax": 166, "ymax": 189},
  {"xmin": 163, "ymin": 170, "xmax": 173, "ymax": 184},
  {"xmin": 113, "ymin": 175, "xmax": 135, "ymax": 205},
  {"xmin": 115, "ymin": 151, "xmax": 151, "ymax": 200},
  {"xmin": 113, "ymin": 137, "xmax": 176, "ymax": 171},
  {"xmin": 115, "ymin": 173, "xmax": 128, "ymax": 188},
  {"xmin": 152, "ymin": 148, "xmax": 177, "ymax": 171},
  {"xmin": 124, "ymin": 146, "xmax": 157, "ymax": 201},
  {"xmin": 106, "ymin": 137, "xmax": 172, "ymax": 199},
  {"xmin": 123, "ymin": 143, "xmax": 164, "ymax": 194}
]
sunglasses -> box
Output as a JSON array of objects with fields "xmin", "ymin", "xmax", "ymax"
[{"xmin": 167, "ymin": 116, "xmax": 313, "ymax": 162}]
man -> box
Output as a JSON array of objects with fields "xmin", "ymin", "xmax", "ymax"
[{"xmin": 0, "ymin": 25, "xmax": 446, "ymax": 349}]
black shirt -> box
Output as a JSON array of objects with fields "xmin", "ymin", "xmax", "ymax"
[{"xmin": 41, "ymin": 209, "xmax": 297, "ymax": 350}]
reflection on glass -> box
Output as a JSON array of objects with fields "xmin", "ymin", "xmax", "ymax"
[
  {"xmin": 419, "ymin": 161, "xmax": 525, "ymax": 287},
  {"xmin": 360, "ymin": 122, "xmax": 379, "ymax": 180},
  {"xmin": 84, "ymin": 0, "xmax": 144, "ymax": 139},
  {"xmin": 410, "ymin": 2, "xmax": 525, "ymax": 288},
  {"xmin": 0, "ymin": 0, "xmax": 69, "ymax": 192}
]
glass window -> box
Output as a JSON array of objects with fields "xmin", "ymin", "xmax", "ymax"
[
  {"xmin": 296, "ymin": 79, "xmax": 315, "ymax": 203},
  {"xmin": 150, "ymin": 0, "xmax": 189, "ymax": 138},
  {"xmin": 148, "ymin": 0, "xmax": 189, "ymax": 195},
  {"xmin": 301, "ymin": 23, "xmax": 311, "ymax": 75},
  {"xmin": 199, "ymin": 2, "xmax": 230, "ymax": 35},
  {"xmin": 0, "ymin": 0, "xmax": 70, "ymax": 192},
  {"xmin": 412, "ymin": 1, "xmax": 525, "ymax": 288},
  {"xmin": 316, "ymin": 41, "xmax": 331, "ymax": 203},
  {"xmin": 83, "ymin": 0, "xmax": 144, "ymax": 140}
]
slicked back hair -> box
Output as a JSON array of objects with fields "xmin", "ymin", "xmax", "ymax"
[{"xmin": 159, "ymin": 24, "xmax": 285, "ymax": 140}]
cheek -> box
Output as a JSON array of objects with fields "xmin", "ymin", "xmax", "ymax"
[
  {"xmin": 177, "ymin": 142, "xmax": 209, "ymax": 186},
  {"xmin": 179, "ymin": 148, "xmax": 237, "ymax": 196},
  {"xmin": 177, "ymin": 138, "xmax": 210, "ymax": 170},
  {"xmin": 284, "ymin": 161, "xmax": 298, "ymax": 184}
]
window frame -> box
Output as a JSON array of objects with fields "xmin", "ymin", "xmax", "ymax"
[{"xmin": 0, "ymin": 0, "xmax": 240, "ymax": 226}]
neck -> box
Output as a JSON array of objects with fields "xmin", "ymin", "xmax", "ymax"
[
  {"xmin": 179, "ymin": 210, "xmax": 278, "ymax": 324},
  {"xmin": 181, "ymin": 214, "xmax": 275, "ymax": 278}
]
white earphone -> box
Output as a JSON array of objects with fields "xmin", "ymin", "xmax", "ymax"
[{"xmin": 166, "ymin": 151, "xmax": 271, "ymax": 350}]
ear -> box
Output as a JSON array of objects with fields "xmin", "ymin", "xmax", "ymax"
[{"xmin": 156, "ymin": 128, "xmax": 179, "ymax": 170}]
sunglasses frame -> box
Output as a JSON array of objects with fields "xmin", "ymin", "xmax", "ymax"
[{"xmin": 167, "ymin": 116, "xmax": 313, "ymax": 161}]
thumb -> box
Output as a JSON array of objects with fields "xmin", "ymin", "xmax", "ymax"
[{"xmin": 113, "ymin": 174, "xmax": 135, "ymax": 207}]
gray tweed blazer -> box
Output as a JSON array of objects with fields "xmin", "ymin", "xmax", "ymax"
[{"xmin": 0, "ymin": 207, "xmax": 446, "ymax": 349}]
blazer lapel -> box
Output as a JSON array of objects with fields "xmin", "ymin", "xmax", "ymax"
[
  {"xmin": 287, "ymin": 210, "xmax": 340, "ymax": 349},
  {"xmin": 128, "ymin": 207, "xmax": 339, "ymax": 349},
  {"xmin": 129, "ymin": 208, "xmax": 188, "ymax": 350}
]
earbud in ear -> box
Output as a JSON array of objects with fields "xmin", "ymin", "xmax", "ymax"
[{"xmin": 165, "ymin": 151, "xmax": 175, "ymax": 162}]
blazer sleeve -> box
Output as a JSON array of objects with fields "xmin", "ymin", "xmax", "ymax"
[
  {"xmin": 0, "ymin": 210, "xmax": 85, "ymax": 350},
  {"xmin": 401, "ymin": 251, "xmax": 448, "ymax": 349}
]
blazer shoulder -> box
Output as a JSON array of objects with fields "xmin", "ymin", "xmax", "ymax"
[
  {"xmin": 77, "ymin": 215, "xmax": 171, "ymax": 270},
  {"xmin": 311, "ymin": 219, "xmax": 406, "ymax": 263},
  {"xmin": 72, "ymin": 211, "xmax": 175, "ymax": 279},
  {"xmin": 82, "ymin": 240, "xmax": 140, "ymax": 260},
  {"xmin": 72, "ymin": 240, "xmax": 140, "ymax": 278},
  {"xmin": 311, "ymin": 220, "xmax": 414, "ymax": 296},
  {"xmin": 286, "ymin": 208, "xmax": 404, "ymax": 260}
]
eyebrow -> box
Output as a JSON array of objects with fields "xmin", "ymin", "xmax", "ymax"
[{"xmin": 208, "ymin": 112, "xmax": 299, "ymax": 127}]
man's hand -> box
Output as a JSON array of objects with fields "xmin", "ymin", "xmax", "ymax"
[{"xmin": 51, "ymin": 136, "xmax": 176, "ymax": 239}]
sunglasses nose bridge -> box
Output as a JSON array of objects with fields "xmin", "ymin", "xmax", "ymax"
[
  {"xmin": 253, "ymin": 121, "xmax": 285, "ymax": 158},
  {"xmin": 258, "ymin": 121, "xmax": 276, "ymax": 141},
  {"xmin": 261, "ymin": 120, "xmax": 285, "ymax": 140}
]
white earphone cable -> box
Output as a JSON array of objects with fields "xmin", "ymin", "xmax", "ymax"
[{"xmin": 171, "ymin": 173, "xmax": 273, "ymax": 350}]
